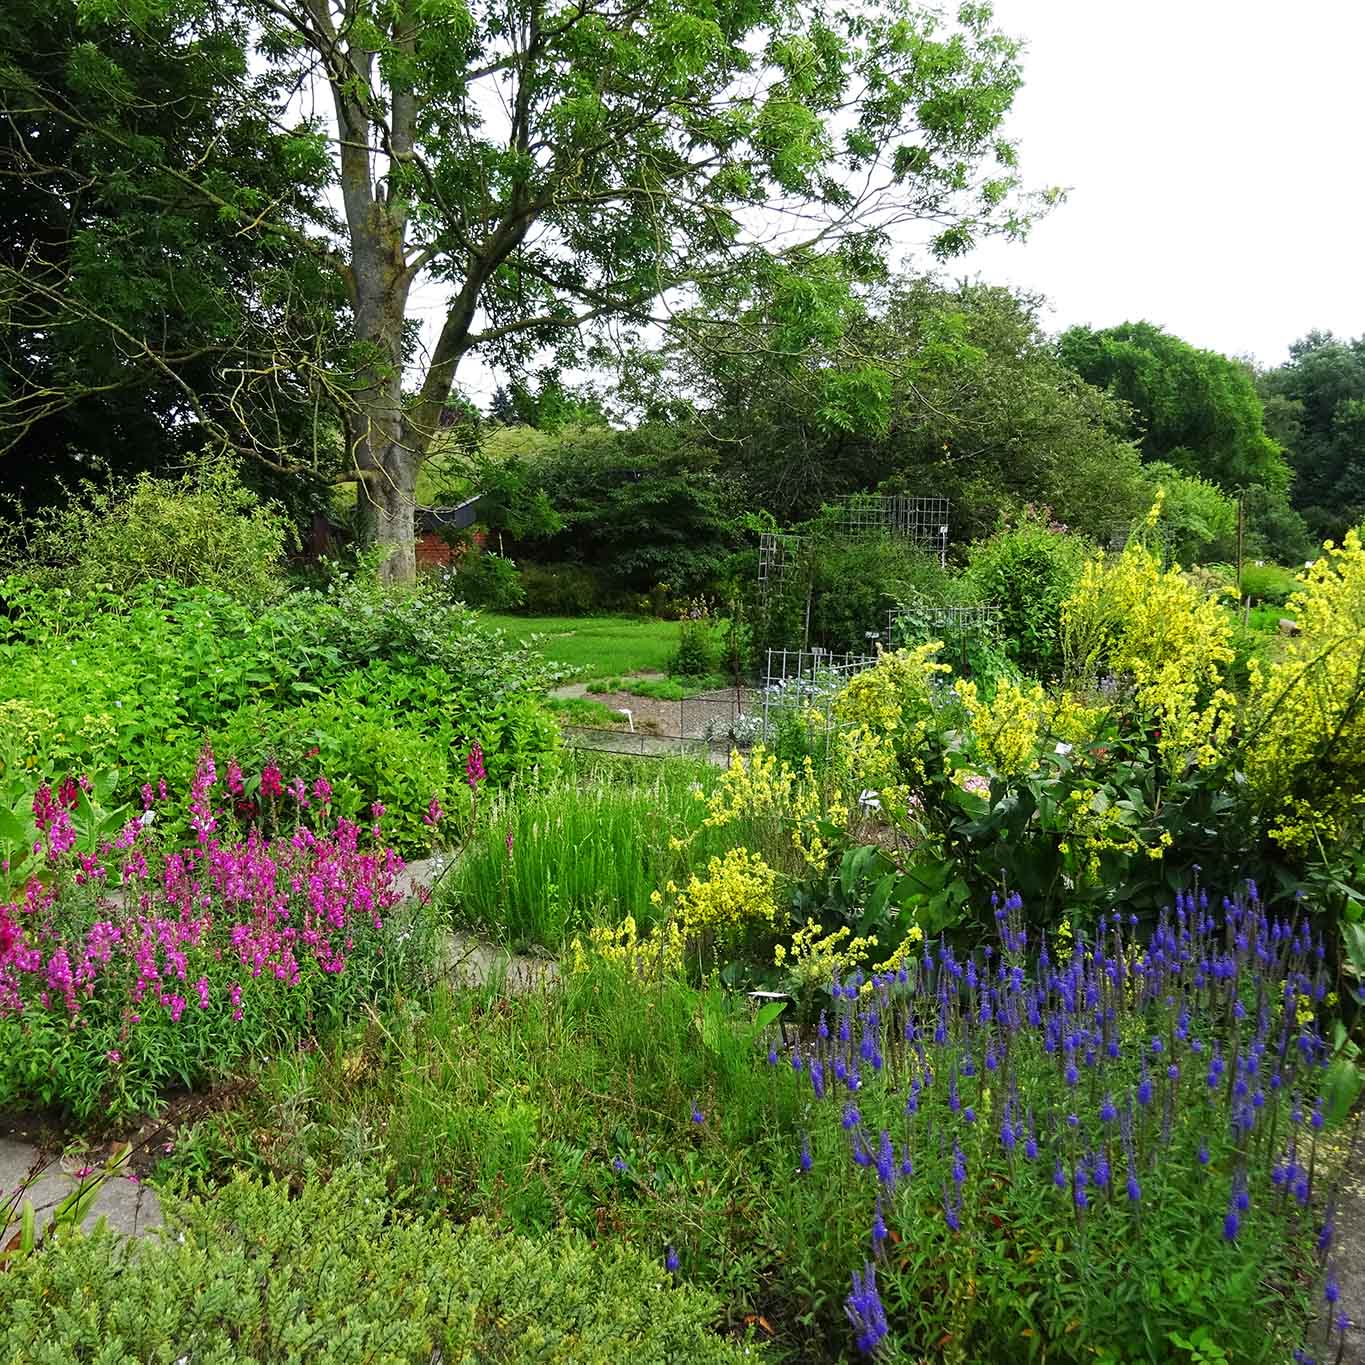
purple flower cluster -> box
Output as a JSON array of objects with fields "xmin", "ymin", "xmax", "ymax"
[{"xmin": 776, "ymin": 886, "xmax": 1344, "ymax": 1357}]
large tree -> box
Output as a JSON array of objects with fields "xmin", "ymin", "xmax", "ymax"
[
  {"xmin": 0, "ymin": 0, "xmax": 345, "ymax": 514},
  {"xmin": 626, "ymin": 277, "xmax": 1147, "ymax": 541},
  {"xmin": 1056, "ymin": 321, "xmax": 1289, "ymax": 493},
  {"xmin": 1257, "ymin": 331, "xmax": 1365, "ymax": 543},
  {"xmin": 5, "ymin": 0, "xmax": 1048, "ymax": 580}
]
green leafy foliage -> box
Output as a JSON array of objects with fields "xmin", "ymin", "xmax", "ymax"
[
  {"xmin": 1257, "ymin": 330, "xmax": 1365, "ymax": 544},
  {"xmin": 3, "ymin": 460, "xmax": 296, "ymax": 607},
  {"xmin": 647, "ymin": 280, "xmax": 1148, "ymax": 542},
  {"xmin": 436, "ymin": 547, "xmax": 527, "ymax": 611},
  {"xmin": 670, "ymin": 598, "xmax": 724, "ymax": 676},
  {"xmin": 1058, "ymin": 322, "xmax": 1290, "ymax": 493},
  {"xmin": 1144, "ymin": 462, "xmax": 1238, "ymax": 566},
  {"xmin": 0, "ymin": 573, "xmax": 558, "ymax": 854},
  {"xmin": 0, "ymin": 0, "xmax": 344, "ymax": 509},
  {"xmin": 755, "ymin": 515, "xmax": 958, "ymax": 658},
  {"xmin": 963, "ymin": 509, "xmax": 1090, "ymax": 677},
  {"xmin": 5, "ymin": 1166, "xmax": 756, "ymax": 1363},
  {"xmin": 517, "ymin": 562, "xmax": 607, "ymax": 615},
  {"xmin": 514, "ymin": 424, "xmax": 744, "ymax": 594}
]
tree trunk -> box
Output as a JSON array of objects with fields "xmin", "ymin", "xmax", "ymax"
[{"xmin": 358, "ymin": 443, "xmax": 419, "ymax": 585}]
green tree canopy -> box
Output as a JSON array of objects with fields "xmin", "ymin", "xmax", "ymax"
[
  {"xmin": 4, "ymin": 0, "xmax": 1051, "ymax": 579},
  {"xmin": 1257, "ymin": 331, "xmax": 1365, "ymax": 543},
  {"xmin": 628, "ymin": 277, "xmax": 1148, "ymax": 543},
  {"xmin": 0, "ymin": 0, "xmax": 345, "ymax": 516},
  {"xmin": 504, "ymin": 423, "xmax": 742, "ymax": 592},
  {"xmin": 1056, "ymin": 321, "xmax": 1289, "ymax": 493}
]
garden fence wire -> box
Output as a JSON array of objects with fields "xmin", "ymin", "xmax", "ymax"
[
  {"xmin": 757, "ymin": 493, "xmax": 952, "ymax": 599},
  {"xmin": 886, "ymin": 604, "xmax": 1002, "ymax": 641},
  {"xmin": 563, "ymin": 650, "xmax": 885, "ymax": 762}
]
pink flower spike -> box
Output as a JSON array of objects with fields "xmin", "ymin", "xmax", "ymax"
[
  {"xmin": 466, "ymin": 743, "xmax": 486, "ymax": 792},
  {"xmin": 423, "ymin": 795, "xmax": 443, "ymax": 827}
]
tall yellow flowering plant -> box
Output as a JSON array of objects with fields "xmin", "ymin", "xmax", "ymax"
[
  {"xmin": 1060, "ymin": 496, "xmax": 1235, "ymax": 773},
  {"xmin": 1242, "ymin": 529, "xmax": 1365, "ymax": 855}
]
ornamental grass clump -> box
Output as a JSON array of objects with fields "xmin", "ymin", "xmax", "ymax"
[
  {"xmin": 0, "ymin": 748, "xmax": 434, "ymax": 1119},
  {"xmin": 762, "ymin": 886, "xmax": 1348, "ymax": 1362}
]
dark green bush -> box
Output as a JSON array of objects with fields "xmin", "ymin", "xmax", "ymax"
[
  {"xmin": 753, "ymin": 528, "xmax": 955, "ymax": 658},
  {"xmin": 437, "ymin": 547, "xmax": 526, "ymax": 610},
  {"xmin": 5, "ymin": 1167, "xmax": 757, "ymax": 1363},
  {"xmin": 526, "ymin": 423, "xmax": 741, "ymax": 593},
  {"xmin": 964, "ymin": 510, "xmax": 1090, "ymax": 678},
  {"xmin": 518, "ymin": 561, "xmax": 603, "ymax": 614}
]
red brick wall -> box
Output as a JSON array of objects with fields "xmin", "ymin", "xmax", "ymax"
[
  {"xmin": 416, "ymin": 533, "xmax": 454, "ymax": 569},
  {"xmin": 416, "ymin": 529, "xmax": 489, "ymax": 572}
]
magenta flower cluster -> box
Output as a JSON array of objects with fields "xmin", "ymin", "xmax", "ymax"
[{"xmin": 1, "ymin": 748, "xmax": 408, "ymax": 1031}]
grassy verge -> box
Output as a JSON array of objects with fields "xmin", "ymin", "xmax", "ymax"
[
  {"xmin": 547, "ymin": 696, "xmax": 628, "ymax": 727},
  {"xmin": 583, "ymin": 672, "xmax": 734, "ymax": 700},
  {"xmin": 479, "ymin": 612, "xmax": 680, "ymax": 679}
]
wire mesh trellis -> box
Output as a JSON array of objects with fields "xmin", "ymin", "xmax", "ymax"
[
  {"xmin": 560, "ymin": 726, "xmax": 716, "ymax": 760},
  {"xmin": 827, "ymin": 493, "xmax": 950, "ymax": 548},
  {"xmin": 757, "ymin": 531, "xmax": 803, "ymax": 591},
  {"xmin": 757, "ymin": 648, "xmax": 881, "ymax": 756},
  {"xmin": 560, "ymin": 651, "xmax": 885, "ymax": 763},
  {"xmin": 757, "ymin": 494, "xmax": 952, "ymax": 600},
  {"xmin": 886, "ymin": 604, "xmax": 1002, "ymax": 641}
]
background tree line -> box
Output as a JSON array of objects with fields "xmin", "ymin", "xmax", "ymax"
[{"xmin": 1, "ymin": 0, "xmax": 1358, "ymax": 586}]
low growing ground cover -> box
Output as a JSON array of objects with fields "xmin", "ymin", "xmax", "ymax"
[{"xmin": 6, "ymin": 1165, "xmax": 754, "ymax": 1363}]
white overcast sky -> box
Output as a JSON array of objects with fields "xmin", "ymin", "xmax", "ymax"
[
  {"xmin": 423, "ymin": 0, "xmax": 1365, "ymax": 405},
  {"xmin": 947, "ymin": 0, "xmax": 1365, "ymax": 369}
]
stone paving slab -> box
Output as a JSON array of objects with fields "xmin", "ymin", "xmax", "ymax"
[{"xmin": 1, "ymin": 1138, "xmax": 162, "ymax": 1248}]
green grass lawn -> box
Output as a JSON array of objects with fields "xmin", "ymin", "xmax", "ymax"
[{"xmin": 479, "ymin": 613, "xmax": 680, "ymax": 679}]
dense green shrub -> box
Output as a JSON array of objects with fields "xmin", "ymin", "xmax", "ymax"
[
  {"xmin": 963, "ymin": 509, "xmax": 1090, "ymax": 678},
  {"xmin": 1144, "ymin": 462, "xmax": 1238, "ymax": 565},
  {"xmin": 437, "ymin": 547, "xmax": 526, "ymax": 610},
  {"xmin": 809, "ymin": 534, "xmax": 957, "ymax": 655},
  {"xmin": 524, "ymin": 423, "xmax": 742, "ymax": 593},
  {"xmin": 1240, "ymin": 560, "xmax": 1302, "ymax": 606},
  {"xmin": 5, "ymin": 1167, "xmax": 755, "ymax": 1363},
  {"xmin": 754, "ymin": 521, "xmax": 956, "ymax": 658},
  {"xmin": 517, "ymin": 561, "xmax": 603, "ymax": 614},
  {"xmin": 0, "ymin": 575, "xmax": 558, "ymax": 853},
  {"xmin": 669, "ymin": 598, "xmax": 722, "ymax": 675},
  {"xmin": 2, "ymin": 460, "xmax": 295, "ymax": 606}
]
